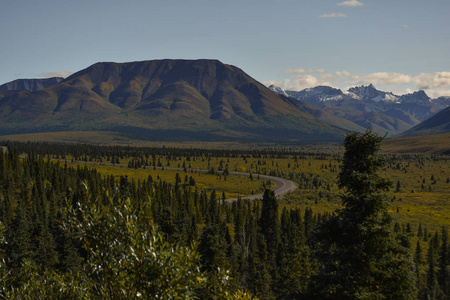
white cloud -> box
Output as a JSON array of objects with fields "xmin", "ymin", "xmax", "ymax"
[
  {"xmin": 319, "ymin": 12, "xmax": 347, "ymax": 18},
  {"xmin": 357, "ymin": 72, "xmax": 412, "ymax": 86},
  {"xmin": 403, "ymin": 88, "xmax": 414, "ymax": 94},
  {"xmin": 284, "ymin": 68, "xmax": 326, "ymax": 74},
  {"xmin": 316, "ymin": 71, "xmax": 359, "ymax": 87},
  {"xmin": 426, "ymin": 88, "xmax": 450, "ymax": 98},
  {"xmin": 264, "ymin": 79, "xmax": 292, "ymax": 89},
  {"xmin": 264, "ymin": 75, "xmax": 320, "ymax": 91},
  {"xmin": 333, "ymin": 71, "xmax": 359, "ymax": 80},
  {"xmin": 291, "ymin": 75, "xmax": 320, "ymax": 87},
  {"xmin": 337, "ymin": 0, "xmax": 364, "ymax": 7},
  {"xmin": 413, "ymin": 72, "xmax": 450, "ymax": 89},
  {"xmin": 273, "ymin": 69, "xmax": 359, "ymax": 91},
  {"xmin": 41, "ymin": 71, "xmax": 73, "ymax": 78}
]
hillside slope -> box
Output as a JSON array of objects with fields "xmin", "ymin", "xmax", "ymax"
[{"xmin": 400, "ymin": 106, "xmax": 450, "ymax": 137}]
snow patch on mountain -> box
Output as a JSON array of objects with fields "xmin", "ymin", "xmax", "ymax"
[
  {"xmin": 268, "ymin": 83, "xmax": 448, "ymax": 107},
  {"xmin": 268, "ymin": 84, "xmax": 289, "ymax": 97},
  {"xmin": 347, "ymin": 84, "xmax": 399, "ymax": 102}
]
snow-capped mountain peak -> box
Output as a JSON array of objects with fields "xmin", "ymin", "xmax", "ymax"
[
  {"xmin": 269, "ymin": 83, "xmax": 444, "ymax": 107},
  {"xmin": 294, "ymin": 86, "xmax": 345, "ymax": 102},
  {"xmin": 347, "ymin": 84, "xmax": 399, "ymax": 102},
  {"xmin": 268, "ymin": 84, "xmax": 289, "ymax": 97},
  {"xmin": 269, "ymin": 85, "xmax": 346, "ymax": 102},
  {"xmin": 266, "ymin": 82, "xmax": 448, "ymax": 136}
]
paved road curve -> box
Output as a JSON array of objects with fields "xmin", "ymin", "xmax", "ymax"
[{"xmin": 224, "ymin": 171, "xmax": 297, "ymax": 202}]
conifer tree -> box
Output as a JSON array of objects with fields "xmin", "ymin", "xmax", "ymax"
[
  {"xmin": 427, "ymin": 239, "xmax": 439, "ymax": 299},
  {"xmin": 310, "ymin": 130, "xmax": 417, "ymax": 299},
  {"xmin": 259, "ymin": 189, "xmax": 279, "ymax": 257},
  {"xmin": 260, "ymin": 190, "xmax": 280, "ymax": 279},
  {"xmin": 198, "ymin": 223, "xmax": 228, "ymax": 272},
  {"xmin": 276, "ymin": 208, "xmax": 310, "ymax": 298},
  {"xmin": 438, "ymin": 226, "xmax": 450, "ymax": 298}
]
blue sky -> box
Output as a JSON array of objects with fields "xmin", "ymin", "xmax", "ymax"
[{"xmin": 1, "ymin": 0, "xmax": 449, "ymax": 97}]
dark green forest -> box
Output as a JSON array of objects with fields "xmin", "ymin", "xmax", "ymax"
[{"xmin": 0, "ymin": 132, "xmax": 448, "ymax": 299}]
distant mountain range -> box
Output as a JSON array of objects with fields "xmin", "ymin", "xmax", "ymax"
[
  {"xmin": 0, "ymin": 77, "xmax": 64, "ymax": 92},
  {"xmin": 0, "ymin": 60, "xmax": 348, "ymax": 142},
  {"xmin": 269, "ymin": 84, "xmax": 450, "ymax": 136}
]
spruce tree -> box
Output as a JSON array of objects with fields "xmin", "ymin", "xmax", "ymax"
[
  {"xmin": 259, "ymin": 189, "xmax": 279, "ymax": 257},
  {"xmin": 438, "ymin": 226, "xmax": 449, "ymax": 298},
  {"xmin": 259, "ymin": 189, "xmax": 280, "ymax": 296},
  {"xmin": 310, "ymin": 130, "xmax": 417, "ymax": 299}
]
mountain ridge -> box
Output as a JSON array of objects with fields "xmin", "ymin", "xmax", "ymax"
[
  {"xmin": 269, "ymin": 84, "xmax": 448, "ymax": 135},
  {"xmin": 0, "ymin": 77, "xmax": 64, "ymax": 92}
]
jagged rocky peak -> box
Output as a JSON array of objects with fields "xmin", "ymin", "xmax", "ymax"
[
  {"xmin": 270, "ymin": 85, "xmax": 345, "ymax": 102},
  {"xmin": 289, "ymin": 86, "xmax": 345, "ymax": 102},
  {"xmin": 346, "ymin": 83, "xmax": 399, "ymax": 102},
  {"xmin": 434, "ymin": 96, "xmax": 450, "ymax": 107},
  {"xmin": 400, "ymin": 90, "xmax": 431, "ymax": 104},
  {"xmin": 347, "ymin": 83, "xmax": 377, "ymax": 96},
  {"xmin": 268, "ymin": 83, "xmax": 449, "ymax": 107}
]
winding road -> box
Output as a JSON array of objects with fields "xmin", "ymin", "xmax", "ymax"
[
  {"xmin": 162, "ymin": 167, "xmax": 297, "ymax": 202},
  {"xmin": 157, "ymin": 167, "xmax": 297, "ymax": 202},
  {"xmin": 225, "ymin": 171, "xmax": 297, "ymax": 202},
  {"xmin": 85, "ymin": 163, "xmax": 297, "ymax": 202},
  {"xmin": 16, "ymin": 151, "xmax": 298, "ymax": 202}
]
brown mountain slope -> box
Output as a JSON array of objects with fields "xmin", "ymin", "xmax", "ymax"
[
  {"xmin": 400, "ymin": 106, "xmax": 450, "ymax": 137},
  {"xmin": 0, "ymin": 59, "xmax": 346, "ymax": 142}
]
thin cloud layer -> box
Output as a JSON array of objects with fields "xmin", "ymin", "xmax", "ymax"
[
  {"xmin": 337, "ymin": 0, "xmax": 364, "ymax": 7},
  {"xmin": 284, "ymin": 68, "xmax": 326, "ymax": 74},
  {"xmin": 357, "ymin": 72, "xmax": 412, "ymax": 86},
  {"xmin": 319, "ymin": 13, "xmax": 347, "ymax": 18},
  {"xmin": 42, "ymin": 71, "xmax": 73, "ymax": 78},
  {"xmin": 319, "ymin": 0, "xmax": 362, "ymax": 20}
]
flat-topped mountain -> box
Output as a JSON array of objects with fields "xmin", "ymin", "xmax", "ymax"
[{"xmin": 0, "ymin": 59, "xmax": 347, "ymax": 142}]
